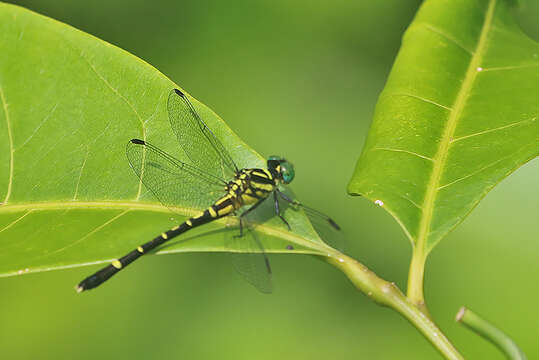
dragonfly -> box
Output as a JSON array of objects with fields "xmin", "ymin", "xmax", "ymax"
[{"xmin": 76, "ymin": 88, "xmax": 341, "ymax": 293}]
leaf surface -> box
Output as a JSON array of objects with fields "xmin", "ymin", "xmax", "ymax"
[
  {"xmin": 348, "ymin": 0, "xmax": 538, "ymax": 256},
  {"xmin": 0, "ymin": 4, "xmax": 332, "ymax": 277}
]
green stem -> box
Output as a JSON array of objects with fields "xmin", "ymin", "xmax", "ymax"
[
  {"xmin": 456, "ymin": 307, "xmax": 527, "ymax": 360},
  {"xmin": 325, "ymin": 252, "xmax": 463, "ymax": 360},
  {"xmin": 407, "ymin": 248, "xmax": 427, "ymax": 310}
]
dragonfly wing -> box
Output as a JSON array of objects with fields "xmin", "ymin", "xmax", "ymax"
[
  {"xmin": 277, "ymin": 190, "xmax": 346, "ymax": 251},
  {"xmin": 302, "ymin": 206, "xmax": 346, "ymax": 251},
  {"xmin": 126, "ymin": 139, "xmax": 225, "ymax": 212},
  {"xmin": 225, "ymin": 217, "xmax": 273, "ymax": 294},
  {"xmin": 167, "ymin": 89, "xmax": 238, "ymax": 181}
]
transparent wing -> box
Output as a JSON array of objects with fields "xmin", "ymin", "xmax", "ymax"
[
  {"xmin": 277, "ymin": 190, "xmax": 345, "ymax": 251},
  {"xmin": 126, "ymin": 139, "xmax": 226, "ymax": 211},
  {"xmin": 225, "ymin": 215, "xmax": 273, "ymax": 294},
  {"xmin": 303, "ymin": 206, "xmax": 346, "ymax": 252},
  {"xmin": 167, "ymin": 89, "xmax": 238, "ymax": 181}
]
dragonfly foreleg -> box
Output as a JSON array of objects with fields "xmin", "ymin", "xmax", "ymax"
[
  {"xmin": 276, "ymin": 189, "xmax": 341, "ymax": 230},
  {"xmin": 275, "ymin": 189, "xmax": 299, "ymax": 207},
  {"xmin": 273, "ymin": 191, "xmax": 291, "ymax": 230}
]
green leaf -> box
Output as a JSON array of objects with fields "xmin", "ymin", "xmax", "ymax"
[
  {"xmin": 348, "ymin": 0, "xmax": 538, "ymax": 295},
  {"xmin": 0, "ymin": 3, "xmax": 333, "ymax": 277}
]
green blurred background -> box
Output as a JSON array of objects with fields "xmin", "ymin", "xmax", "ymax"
[{"xmin": 1, "ymin": 1, "xmax": 538, "ymax": 359}]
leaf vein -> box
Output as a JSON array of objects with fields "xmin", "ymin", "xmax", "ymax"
[
  {"xmin": 0, "ymin": 85, "xmax": 14, "ymax": 205},
  {"xmin": 73, "ymin": 146, "xmax": 90, "ymax": 200},
  {"xmin": 372, "ymin": 147, "xmax": 434, "ymax": 162},
  {"xmin": 387, "ymin": 93, "xmax": 453, "ymax": 111},
  {"xmin": 417, "ymin": 0, "xmax": 496, "ymax": 253},
  {"xmin": 399, "ymin": 195, "xmax": 423, "ymax": 210},
  {"xmin": 0, "ymin": 210, "xmax": 33, "ymax": 234},
  {"xmin": 75, "ymin": 52, "xmax": 147, "ymax": 200},
  {"xmin": 437, "ymin": 157, "xmax": 506, "ymax": 190},
  {"xmin": 420, "ymin": 23, "xmax": 474, "ymax": 55},
  {"xmin": 42, "ymin": 209, "xmax": 130, "ymax": 258},
  {"xmin": 481, "ymin": 64, "xmax": 539, "ymax": 72},
  {"xmin": 15, "ymin": 103, "xmax": 58, "ymax": 151},
  {"xmin": 451, "ymin": 117, "xmax": 536, "ymax": 143}
]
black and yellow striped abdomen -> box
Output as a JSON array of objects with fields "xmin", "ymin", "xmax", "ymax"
[{"xmin": 76, "ymin": 167, "xmax": 277, "ymax": 292}]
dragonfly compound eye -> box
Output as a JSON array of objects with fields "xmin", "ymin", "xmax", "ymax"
[{"xmin": 280, "ymin": 161, "xmax": 295, "ymax": 184}]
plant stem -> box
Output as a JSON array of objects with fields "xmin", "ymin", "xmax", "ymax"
[
  {"xmin": 407, "ymin": 248, "xmax": 427, "ymax": 310},
  {"xmin": 456, "ymin": 307, "xmax": 527, "ymax": 360},
  {"xmin": 325, "ymin": 252, "xmax": 463, "ymax": 360}
]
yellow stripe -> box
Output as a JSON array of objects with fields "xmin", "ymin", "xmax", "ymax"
[
  {"xmin": 171, "ymin": 225, "xmax": 180, "ymax": 230},
  {"xmin": 185, "ymin": 220, "xmax": 192, "ymax": 227},
  {"xmin": 251, "ymin": 170, "xmax": 269, "ymax": 178},
  {"xmin": 137, "ymin": 246, "xmax": 144, "ymax": 253},
  {"xmin": 215, "ymin": 196, "xmax": 230, "ymax": 205},
  {"xmin": 218, "ymin": 204, "xmax": 234, "ymax": 216},
  {"xmin": 208, "ymin": 207, "xmax": 217, "ymax": 217},
  {"xmin": 112, "ymin": 260, "xmax": 122, "ymax": 269},
  {"xmin": 242, "ymin": 194, "xmax": 257, "ymax": 202},
  {"xmin": 262, "ymin": 169, "xmax": 272, "ymax": 178},
  {"xmin": 161, "ymin": 232, "xmax": 168, "ymax": 239},
  {"xmin": 251, "ymin": 182, "xmax": 274, "ymax": 192}
]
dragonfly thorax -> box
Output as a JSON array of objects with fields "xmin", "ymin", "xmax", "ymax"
[{"xmin": 226, "ymin": 168, "xmax": 277, "ymax": 207}]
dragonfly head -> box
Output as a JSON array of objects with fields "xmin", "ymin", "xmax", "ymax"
[{"xmin": 267, "ymin": 156, "xmax": 295, "ymax": 184}]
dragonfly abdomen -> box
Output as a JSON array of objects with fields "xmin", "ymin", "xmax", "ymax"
[{"xmin": 76, "ymin": 198, "xmax": 238, "ymax": 292}]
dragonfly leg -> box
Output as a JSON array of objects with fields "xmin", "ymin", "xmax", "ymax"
[
  {"xmin": 276, "ymin": 189, "xmax": 341, "ymax": 231},
  {"xmin": 276, "ymin": 189, "xmax": 299, "ymax": 207},
  {"xmin": 235, "ymin": 198, "xmax": 267, "ymax": 237},
  {"xmin": 273, "ymin": 191, "xmax": 291, "ymax": 230},
  {"xmin": 237, "ymin": 217, "xmax": 244, "ymax": 238}
]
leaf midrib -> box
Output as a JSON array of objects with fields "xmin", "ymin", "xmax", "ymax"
[
  {"xmin": 0, "ymin": 200, "xmax": 331, "ymax": 256},
  {"xmin": 416, "ymin": 0, "xmax": 497, "ymax": 255}
]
